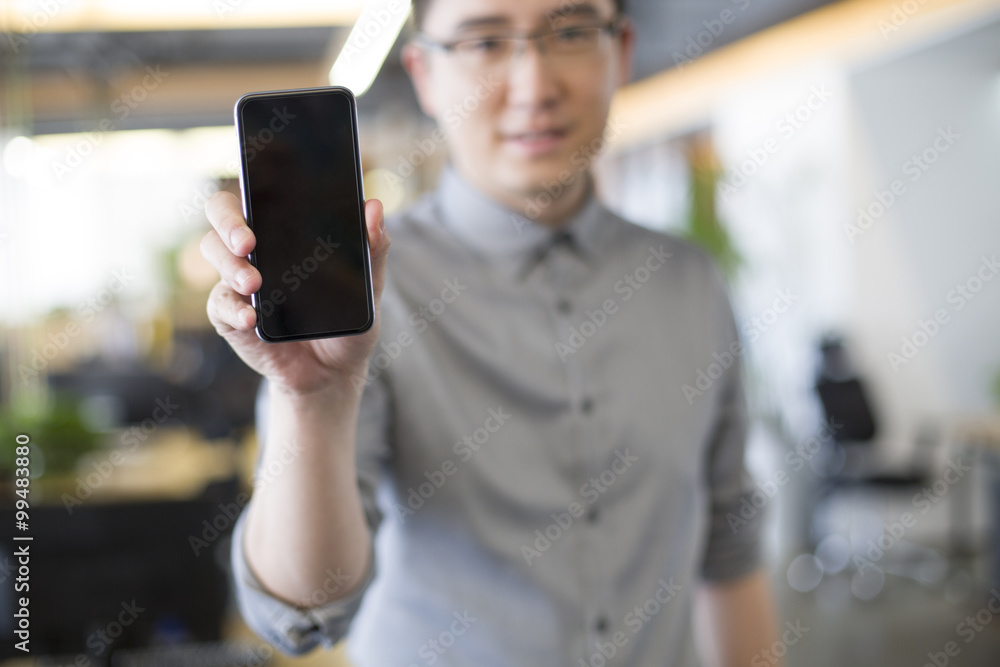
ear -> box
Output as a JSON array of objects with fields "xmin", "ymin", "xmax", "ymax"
[
  {"xmin": 401, "ymin": 41, "xmax": 439, "ymax": 118},
  {"xmin": 613, "ymin": 17, "xmax": 635, "ymax": 88}
]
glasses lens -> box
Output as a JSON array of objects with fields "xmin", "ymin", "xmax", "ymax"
[
  {"xmin": 546, "ymin": 26, "xmax": 603, "ymax": 54},
  {"xmin": 443, "ymin": 23, "xmax": 613, "ymax": 72},
  {"xmin": 453, "ymin": 36, "xmax": 516, "ymax": 69}
]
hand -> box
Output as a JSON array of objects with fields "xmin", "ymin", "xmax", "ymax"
[{"xmin": 199, "ymin": 191, "xmax": 391, "ymax": 397}]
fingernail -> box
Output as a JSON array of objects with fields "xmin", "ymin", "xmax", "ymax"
[
  {"xmin": 236, "ymin": 268, "xmax": 253, "ymax": 287},
  {"xmin": 230, "ymin": 227, "xmax": 250, "ymax": 250}
]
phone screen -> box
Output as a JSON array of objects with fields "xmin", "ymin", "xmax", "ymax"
[{"xmin": 236, "ymin": 87, "xmax": 374, "ymax": 342}]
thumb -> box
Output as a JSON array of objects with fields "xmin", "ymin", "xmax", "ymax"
[{"xmin": 365, "ymin": 198, "xmax": 390, "ymax": 299}]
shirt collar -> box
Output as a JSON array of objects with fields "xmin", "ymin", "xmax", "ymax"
[{"xmin": 434, "ymin": 161, "xmax": 609, "ymax": 280}]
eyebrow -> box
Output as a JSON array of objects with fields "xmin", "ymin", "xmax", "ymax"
[
  {"xmin": 545, "ymin": 3, "xmax": 602, "ymax": 21},
  {"xmin": 452, "ymin": 15, "xmax": 512, "ymax": 32},
  {"xmin": 450, "ymin": 3, "xmax": 604, "ymax": 33}
]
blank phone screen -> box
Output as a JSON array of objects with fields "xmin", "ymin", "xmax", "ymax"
[{"xmin": 238, "ymin": 88, "xmax": 372, "ymax": 341}]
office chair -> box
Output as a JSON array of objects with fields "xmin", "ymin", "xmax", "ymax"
[{"xmin": 806, "ymin": 336, "xmax": 946, "ymax": 599}]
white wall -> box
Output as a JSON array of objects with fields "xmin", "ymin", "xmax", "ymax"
[{"xmin": 847, "ymin": 15, "xmax": 1000, "ymax": 433}]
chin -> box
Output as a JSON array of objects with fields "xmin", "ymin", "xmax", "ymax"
[{"xmin": 498, "ymin": 157, "xmax": 575, "ymax": 193}]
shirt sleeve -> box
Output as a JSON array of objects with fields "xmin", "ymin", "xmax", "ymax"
[
  {"xmin": 229, "ymin": 371, "xmax": 393, "ymax": 655},
  {"xmin": 697, "ymin": 262, "xmax": 765, "ymax": 582}
]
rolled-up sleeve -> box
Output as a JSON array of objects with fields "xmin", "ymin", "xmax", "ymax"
[
  {"xmin": 230, "ymin": 508, "xmax": 378, "ymax": 654},
  {"xmin": 698, "ymin": 264, "xmax": 764, "ymax": 582},
  {"xmin": 229, "ymin": 371, "xmax": 393, "ymax": 654}
]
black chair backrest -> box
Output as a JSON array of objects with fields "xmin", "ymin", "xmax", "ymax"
[{"xmin": 815, "ymin": 377, "xmax": 878, "ymax": 443}]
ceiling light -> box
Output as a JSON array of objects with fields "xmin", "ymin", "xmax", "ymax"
[{"xmin": 329, "ymin": 0, "xmax": 411, "ymax": 96}]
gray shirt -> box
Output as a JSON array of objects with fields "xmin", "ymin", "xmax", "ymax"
[{"xmin": 230, "ymin": 162, "xmax": 763, "ymax": 666}]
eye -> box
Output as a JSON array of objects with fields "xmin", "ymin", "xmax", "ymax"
[
  {"xmin": 463, "ymin": 36, "xmax": 507, "ymax": 53},
  {"xmin": 554, "ymin": 27, "xmax": 592, "ymax": 43}
]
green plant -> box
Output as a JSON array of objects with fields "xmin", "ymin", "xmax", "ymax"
[
  {"xmin": 681, "ymin": 133, "xmax": 742, "ymax": 281},
  {"xmin": 0, "ymin": 391, "xmax": 102, "ymax": 477}
]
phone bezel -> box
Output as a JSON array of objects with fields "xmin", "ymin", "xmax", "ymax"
[{"xmin": 234, "ymin": 85, "xmax": 375, "ymax": 343}]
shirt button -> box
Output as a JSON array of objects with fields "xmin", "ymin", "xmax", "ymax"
[
  {"xmin": 595, "ymin": 615, "xmax": 609, "ymax": 633},
  {"xmin": 586, "ymin": 506, "xmax": 599, "ymax": 523},
  {"xmin": 581, "ymin": 397, "xmax": 594, "ymax": 414},
  {"xmin": 556, "ymin": 297, "xmax": 572, "ymax": 314}
]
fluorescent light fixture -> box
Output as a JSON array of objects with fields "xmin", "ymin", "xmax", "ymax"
[
  {"xmin": 3, "ymin": 136, "xmax": 35, "ymax": 177},
  {"xmin": 329, "ymin": 0, "xmax": 411, "ymax": 96},
  {"xmin": 0, "ymin": 0, "xmax": 364, "ymax": 32}
]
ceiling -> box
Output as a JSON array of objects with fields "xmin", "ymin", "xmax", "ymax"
[{"xmin": 1, "ymin": 0, "xmax": 838, "ymax": 134}]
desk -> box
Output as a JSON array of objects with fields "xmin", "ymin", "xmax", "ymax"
[{"xmin": 944, "ymin": 413, "xmax": 1000, "ymax": 593}]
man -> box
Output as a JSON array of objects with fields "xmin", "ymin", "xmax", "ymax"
[{"xmin": 200, "ymin": 0, "xmax": 780, "ymax": 664}]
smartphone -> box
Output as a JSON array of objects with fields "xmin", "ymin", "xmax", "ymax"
[{"xmin": 234, "ymin": 86, "xmax": 374, "ymax": 342}]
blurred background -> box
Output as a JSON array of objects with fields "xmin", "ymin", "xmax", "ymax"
[{"xmin": 1, "ymin": 0, "xmax": 1000, "ymax": 665}]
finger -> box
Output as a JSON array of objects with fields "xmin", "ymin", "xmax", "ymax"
[
  {"xmin": 200, "ymin": 229, "xmax": 261, "ymax": 296},
  {"xmin": 205, "ymin": 191, "xmax": 255, "ymax": 256},
  {"xmin": 365, "ymin": 198, "xmax": 390, "ymax": 299},
  {"xmin": 206, "ymin": 280, "xmax": 257, "ymax": 335}
]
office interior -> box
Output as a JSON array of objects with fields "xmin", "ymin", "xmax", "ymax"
[{"xmin": 1, "ymin": 0, "xmax": 1000, "ymax": 665}]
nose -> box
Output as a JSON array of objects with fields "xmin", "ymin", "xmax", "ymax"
[{"xmin": 504, "ymin": 39, "xmax": 561, "ymax": 111}]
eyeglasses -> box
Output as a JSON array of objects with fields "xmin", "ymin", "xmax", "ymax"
[{"xmin": 414, "ymin": 17, "xmax": 625, "ymax": 73}]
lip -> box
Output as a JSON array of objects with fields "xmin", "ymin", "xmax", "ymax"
[{"xmin": 502, "ymin": 127, "xmax": 570, "ymax": 157}]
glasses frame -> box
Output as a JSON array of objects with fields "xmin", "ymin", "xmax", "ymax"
[{"xmin": 413, "ymin": 15, "xmax": 626, "ymax": 66}]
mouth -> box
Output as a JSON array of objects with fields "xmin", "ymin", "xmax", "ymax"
[{"xmin": 503, "ymin": 127, "xmax": 570, "ymax": 156}]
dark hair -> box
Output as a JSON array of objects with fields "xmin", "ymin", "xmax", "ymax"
[{"xmin": 409, "ymin": 0, "xmax": 627, "ymax": 31}]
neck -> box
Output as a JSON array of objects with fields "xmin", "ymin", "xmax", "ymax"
[{"xmin": 457, "ymin": 164, "xmax": 593, "ymax": 230}]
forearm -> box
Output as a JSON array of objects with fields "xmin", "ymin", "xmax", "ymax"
[
  {"xmin": 243, "ymin": 380, "xmax": 372, "ymax": 609},
  {"xmin": 694, "ymin": 568, "xmax": 781, "ymax": 667}
]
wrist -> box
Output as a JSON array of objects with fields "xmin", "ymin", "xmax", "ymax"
[{"xmin": 269, "ymin": 375, "xmax": 363, "ymax": 414}]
